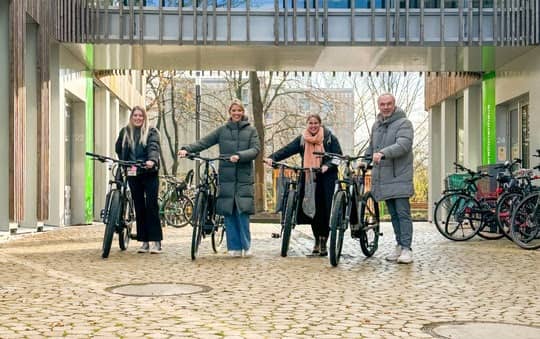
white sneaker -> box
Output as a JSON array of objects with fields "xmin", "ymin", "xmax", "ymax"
[
  {"xmin": 385, "ymin": 245, "xmax": 402, "ymax": 261},
  {"xmin": 228, "ymin": 250, "xmax": 242, "ymax": 257},
  {"xmin": 149, "ymin": 241, "xmax": 162, "ymax": 254},
  {"xmin": 397, "ymin": 248, "xmax": 413, "ymax": 264},
  {"xmin": 243, "ymin": 249, "xmax": 253, "ymax": 258},
  {"xmin": 137, "ymin": 242, "xmax": 149, "ymax": 253}
]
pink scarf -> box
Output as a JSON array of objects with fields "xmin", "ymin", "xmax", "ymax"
[{"xmin": 303, "ymin": 128, "xmax": 325, "ymax": 168}]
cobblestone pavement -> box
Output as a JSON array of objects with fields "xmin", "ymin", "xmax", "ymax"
[{"xmin": 0, "ymin": 222, "xmax": 539, "ymax": 338}]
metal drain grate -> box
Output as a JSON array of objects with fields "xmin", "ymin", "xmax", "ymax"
[
  {"xmin": 106, "ymin": 282, "xmax": 211, "ymax": 297},
  {"xmin": 422, "ymin": 321, "xmax": 540, "ymax": 339}
]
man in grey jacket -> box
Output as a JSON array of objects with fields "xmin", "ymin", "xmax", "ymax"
[{"xmin": 365, "ymin": 93, "xmax": 414, "ymax": 264}]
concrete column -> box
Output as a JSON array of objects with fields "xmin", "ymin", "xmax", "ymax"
[
  {"xmin": 441, "ymin": 99, "xmax": 457, "ymax": 178},
  {"xmin": 0, "ymin": 0, "xmax": 9, "ymax": 231},
  {"xmin": 21, "ymin": 23, "xmax": 38, "ymax": 229},
  {"xmin": 464, "ymin": 85, "xmax": 482, "ymax": 169},
  {"xmin": 94, "ymin": 88, "xmax": 111, "ymax": 220},
  {"xmin": 71, "ymin": 102, "xmax": 88, "ymax": 225},
  {"xmin": 428, "ymin": 105, "xmax": 442, "ymax": 222},
  {"xmin": 47, "ymin": 42, "xmax": 65, "ymax": 227}
]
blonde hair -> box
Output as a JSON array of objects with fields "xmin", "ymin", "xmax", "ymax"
[
  {"xmin": 123, "ymin": 106, "xmax": 150, "ymax": 149},
  {"xmin": 228, "ymin": 99, "xmax": 245, "ymax": 114}
]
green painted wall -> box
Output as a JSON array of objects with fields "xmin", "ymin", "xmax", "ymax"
[
  {"xmin": 482, "ymin": 47, "xmax": 497, "ymax": 165},
  {"xmin": 85, "ymin": 45, "xmax": 94, "ymax": 223}
]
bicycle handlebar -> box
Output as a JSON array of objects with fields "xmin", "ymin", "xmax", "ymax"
[
  {"xmin": 453, "ymin": 162, "xmax": 492, "ymax": 178},
  {"xmin": 85, "ymin": 152, "xmax": 146, "ymax": 168},
  {"xmin": 185, "ymin": 152, "xmax": 232, "ymax": 162},
  {"xmin": 268, "ymin": 161, "xmax": 321, "ymax": 173},
  {"xmin": 313, "ymin": 151, "xmax": 368, "ymax": 162}
]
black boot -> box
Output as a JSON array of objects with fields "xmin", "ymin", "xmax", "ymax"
[
  {"xmin": 319, "ymin": 237, "xmax": 328, "ymax": 256},
  {"xmin": 312, "ymin": 237, "xmax": 320, "ymax": 254}
]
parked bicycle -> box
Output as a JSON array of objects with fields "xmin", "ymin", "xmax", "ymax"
[
  {"xmin": 182, "ymin": 153, "xmax": 228, "ymax": 260},
  {"xmin": 271, "ymin": 161, "xmax": 320, "ymax": 257},
  {"xmin": 158, "ymin": 174, "xmax": 194, "ymax": 228},
  {"xmin": 433, "ymin": 163, "xmax": 496, "ymax": 241},
  {"xmin": 509, "ymin": 149, "xmax": 540, "ymax": 250},
  {"xmin": 86, "ymin": 152, "xmax": 144, "ymax": 258},
  {"xmin": 314, "ymin": 151, "xmax": 381, "ymax": 267}
]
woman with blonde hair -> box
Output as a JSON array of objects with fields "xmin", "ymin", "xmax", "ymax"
[
  {"xmin": 178, "ymin": 99, "xmax": 260, "ymax": 257},
  {"xmin": 115, "ymin": 106, "xmax": 162, "ymax": 253}
]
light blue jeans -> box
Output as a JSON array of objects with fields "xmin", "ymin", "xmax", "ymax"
[
  {"xmin": 385, "ymin": 198, "xmax": 413, "ymax": 250},
  {"xmin": 224, "ymin": 205, "xmax": 251, "ymax": 251}
]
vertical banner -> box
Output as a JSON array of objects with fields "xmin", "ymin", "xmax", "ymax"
[
  {"xmin": 85, "ymin": 44, "xmax": 94, "ymax": 223},
  {"xmin": 482, "ymin": 46, "xmax": 496, "ymax": 165}
]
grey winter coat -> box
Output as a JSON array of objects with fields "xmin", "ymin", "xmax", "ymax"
[
  {"xmin": 182, "ymin": 117, "xmax": 260, "ymax": 216},
  {"xmin": 365, "ymin": 108, "xmax": 414, "ymax": 202}
]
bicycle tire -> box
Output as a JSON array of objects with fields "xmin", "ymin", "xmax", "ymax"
[
  {"xmin": 359, "ymin": 193, "xmax": 380, "ymax": 257},
  {"xmin": 118, "ymin": 197, "xmax": 134, "ymax": 250},
  {"xmin": 329, "ymin": 191, "xmax": 347, "ymax": 267},
  {"xmin": 495, "ymin": 192, "xmax": 523, "ymax": 240},
  {"xmin": 191, "ymin": 192, "xmax": 206, "ymax": 260},
  {"xmin": 433, "ymin": 192, "xmax": 482, "ymax": 241},
  {"xmin": 476, "ymin": 197, "xmax": 505, "ymax": 240},
  {"xmin": 281, "ymin": 190, "xmax": 296, "ymax": 257},
  {"xmin": 211, "ymin": 216, "xmax": 225, "ymax": 253},
  {"xmin": 103, "ymin": 190, "xmax": 121, "ymax": 258},
  {"xmin": 182, "ymin": 196, "xmax": 194, "ymax": 227},
  {"xmin": 164, "ymin": 194, "xmax": 191, "ymax": 228},
  {"xmin": 510, "ymin": 193, "xmax": 540, "ymax": 250}
]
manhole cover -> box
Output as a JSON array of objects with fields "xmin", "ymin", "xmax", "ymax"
[
  {"xmin": 423, "ymin": 321, "xmax": 540, "ymax": 339},
  {"xmin": 106, "ymin": 283, "xmax": 211, "ymax": 297}
]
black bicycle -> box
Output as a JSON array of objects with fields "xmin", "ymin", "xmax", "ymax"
[
  {"xmin": 183, "ymin": 153, "xmax": 228, "ymax": 260},
  {"xmin": 271, "ymin": 161, "xmax": 320, "ymax": 257},
  {"xmin": 314, "ymin": 151, "xmax": 381, "ymax": 267},
  {"xmin": 86, "ymin": 152, "xmax": 144, "ymax": 258}
]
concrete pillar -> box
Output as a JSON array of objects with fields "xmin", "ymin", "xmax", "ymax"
[
  {"xmin": 441, "ymin": 99, "xmax": 457, "ymax": 178},
  {"xmin": 428, "ymin": 105, "xmax": 442, "ymax": 222},
  {"xmin": 70, "ymin": 101, "xmax": 88, "ymax": 225},
  {"xmin": 47, "ymin": 42, "xmax": 65, "ymax": 227},
  {"xmin": 0, "ymin": 0, "xmax": 9, "ymax": 231},
  {"xmin": 464, "ymin": 85, "xmax": 482, "ymax": 169},
  {"xmin": 21, "ymin": 23, "xmax": 38, "ymax": 228},
  {"xmin": 94, "ymin": 88, "xmax": 111, "ymax": 220}
]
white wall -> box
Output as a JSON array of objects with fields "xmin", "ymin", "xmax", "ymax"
[
  {"xmin": 428, "ymin": 105, "xmax": 442, "ymax": 222},
  {"xmin": 93, "ymin": 88, "xmax": 111, "ymax": 220},
  {"xmin": 463, "ymin": 85, "xmax": 482, "ymax": 169},
  {"xmin": 0, "ymin": 0, "xmax": 9, "ymax": 230}
]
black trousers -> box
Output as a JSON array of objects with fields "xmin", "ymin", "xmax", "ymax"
[
  {"xmin": 311, "ymin": 173, "xmax": 331, "ymax": 239},
  {"xmin": 128, "ymin": 172, "xmax": 163, "ymax": 242}
]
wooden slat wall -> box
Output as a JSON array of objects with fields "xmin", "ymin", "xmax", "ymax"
[{"xmin": 424, "ymin": 72, "xmax": 483, "ymax": 109}]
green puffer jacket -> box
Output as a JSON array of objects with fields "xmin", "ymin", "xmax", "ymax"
[
  {"xmin": 365, "ymin": 108, "xmax": 414, "ymax": 202},
  {"xmin": 182, "ymin": 117, "xmax": 260, "ymax": 216}
]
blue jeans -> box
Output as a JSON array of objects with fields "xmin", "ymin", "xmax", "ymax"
[
  {"xmin": 224, "ymin": 205, "xmax": 251, "ymax": 251},
  {"xmin": 385, "ymin": 198, "xmax": 413, "ymax": 250}
]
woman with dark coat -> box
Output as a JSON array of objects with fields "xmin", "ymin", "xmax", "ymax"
[
  {"xmin": 178, "ymin": 99, "xmax": 261, "ymax": 257},
  {"xmin": 264, "ymin": 114, "xmax": 343, "ymax": 256},
  {"xmin": 115, "ymin": 106, "xmax": 162, "ymax": 254}
]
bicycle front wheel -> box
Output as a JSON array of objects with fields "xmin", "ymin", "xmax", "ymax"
[
  {"xmin": 329, "ymin": 191, "xmax": 347, "ymax": 267},
  {"xmin": 281, "ymin": 190, "xmax": 296, "ymax": 257},
  {"xmin": 164, "ymin": 194, "xmax": 191, "ymax": 228},
  {"xmin": 510, "ymin": 193, "xmax": 540, "ymax": 250},
  {"xmin": 433, "ymin": 192, "xmax": 482, "ymax": 241},
  {"xmin": 496, "ymin": 192, "xmax": 523, "ymax": 240},
  {"xmin": 476, "ymin": 197, "xmax": 504, "ymax": 240},
  {"xmin": 211, "ymin": 216, "xmax": 225, "ymax": 253},
  {"xmin": 103, "ymin": 191, "xmax": 121, "ymax": 258},
  {"xmin": 119, "ymin": 197, "xmax": 134, "ymax": 250},
  {"xmin": 359, "ymin": 193, "xmax": 380, "ymax": 257},
  {"xmin": 191, "ymin": 192, "xmax": 207, "ymax": 260}
]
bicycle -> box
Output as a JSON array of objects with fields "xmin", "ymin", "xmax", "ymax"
[
  {"xmin": 86, "ymin": 152, "xmax": 144, "ymax": 258},
  {"xmin": 433, "ymin": 163, "xmax": 495, "ymax": 241},
  {"xmin": 182, "ymin": 153, "xmax": 228, "ymax": 260},
  {"xmin": 271, "ymin": 161, "xmax": 320, "ymax": 257},
  {"xmin": 314, "ymin": 151, "xmax": 381, "ymax": 267},
  {"xmin": 509, "ymin": 149, "xmax": 540, "ymax": 250},
  {"xmin": 159, "ymin": 174, "xmax": 194, "ymax": 228}
]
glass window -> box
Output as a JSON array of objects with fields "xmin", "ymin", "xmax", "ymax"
[
  {"xmin": 424, "ymin": 0, "xmax": 440, "ymax": 8},
  {"xmin": 521, "ymin": 104, "xmax": 529, "ymax": 168},
  {"xmin": 251, "ymin": 0, "xmax": 275, "ymax": 8}
]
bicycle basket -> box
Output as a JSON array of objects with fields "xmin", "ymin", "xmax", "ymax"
[{"xmin": 445, "ymin": 173, "xmax": 470, "ymax": 190}]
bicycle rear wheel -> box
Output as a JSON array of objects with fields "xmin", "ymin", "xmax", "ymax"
[
  {"xmin": 476, "ymin": 197, "xmax": 505, "ymax": 240},
  {"xmin": 496, "ymin": 192, "xmax": 522, "ymax": 240},
  {"xmin": 359, "ymin": 193, "xmax": 380, "ymax": 257},
  {"xmin": 191, "ymin": 192, "xmax": 206, "ymax": 260},
  {"xmin": 329, "ymin": 191, "xmax": 347, "ymax": 267},
  {"xmin": 211, "ymin": 216, "xmax": 225, "ymax": 253},
  {"xmin": 119, "ymin": 197, "xmax": 134, "ymax": 250},
  {"xmin": 510, "ymin": 193, "xmax": 540, "ymax": 250},
  {"xmin": 433, "ymin": 192, "xmax": 482, "ymax": 241},
  {"xmin": 103, "ymin": 191, "xmax": 121, "ymax": 258},
  {"xmin": 281, "ymin": 190, "xmax": 296, "ymax": 257},
  {"xmin": 164, "ymin": 194, "xmax": 192, "ymax": 228}
]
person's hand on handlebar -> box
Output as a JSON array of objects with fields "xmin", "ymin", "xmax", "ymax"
[
  {"xmin": 321, "ymin": 165, "xmax": 329, "ymax": 173},
  {"xmin": 230, "ymin": 155, "xmax": 240, "ymax": 163},
  {"xmin": 177, "ymin": 149, "xmax": 188, "ymax": 158},
  {"xmin": 145, "ymin": 160, "xmax": 156, "ymax": 169},
  {"xmin": 373, "ymin": 152, "xmax": 385, "ymax": 164},
  {"xmin": 263, "ymin": 158, "xmax": 273, "ymax": 167}
]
